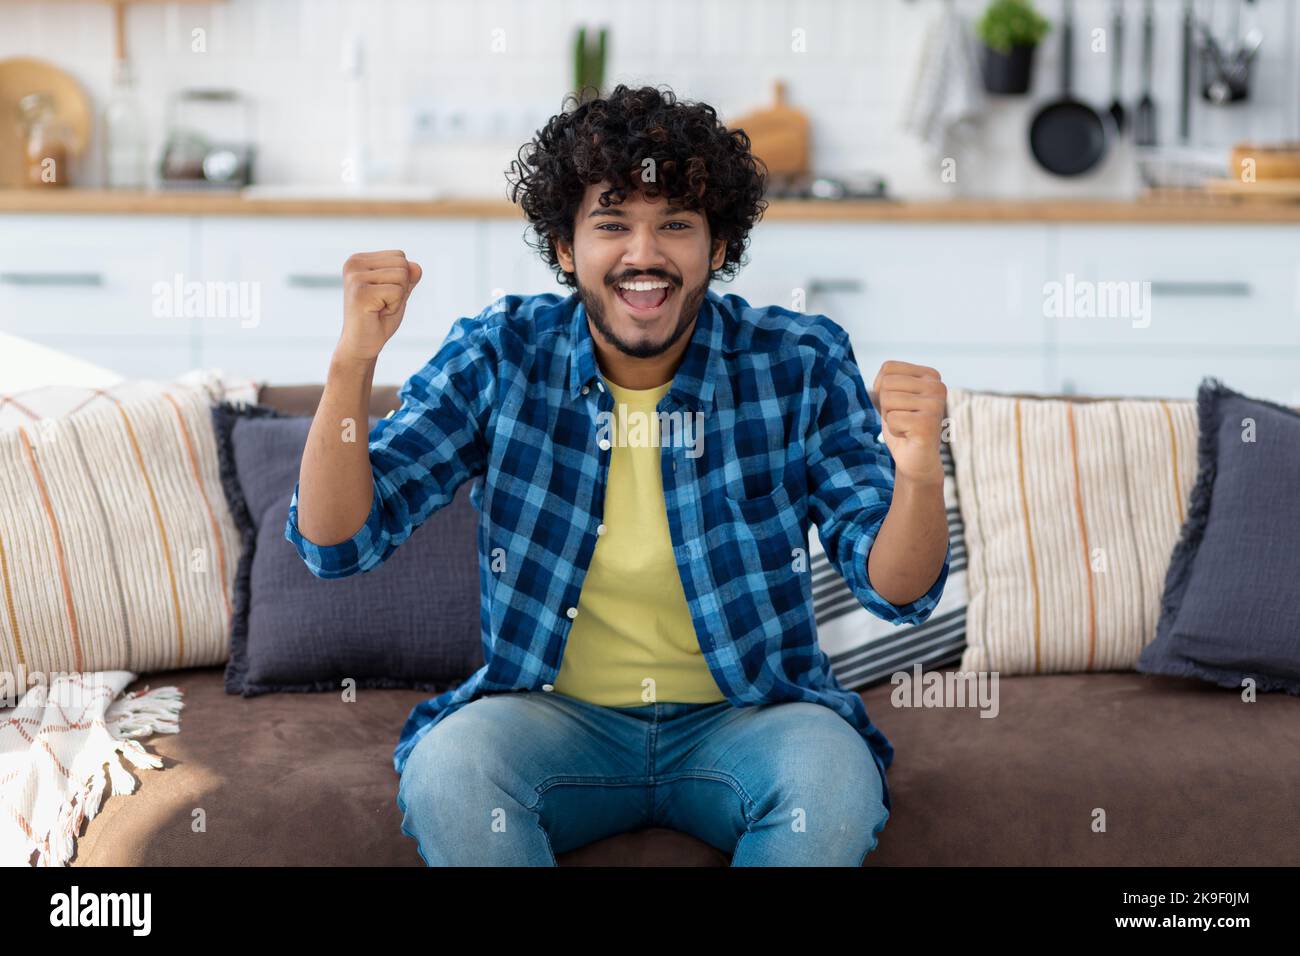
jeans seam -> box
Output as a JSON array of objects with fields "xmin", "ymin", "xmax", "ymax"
[
  {"xmin": 647, "ymin": 707, "xmax": 659, "ymax": 822},
  {"xmin": 654, "ymin": 768, "xmax": 757, "ymax": 824},
  {"xmin": 535, "ymin": 811, "xmax": 558, "ymax": 866},
  {"xmin": 396, "ymin": 791, "xmax": 433, "ymax": 866},
  {"xmin": 531, "ymin": 774, "xmax": 651, "ymax": 798},
  {"xmin": 530, "ymin": 777, "xmax": 650, "ymax": 864}
]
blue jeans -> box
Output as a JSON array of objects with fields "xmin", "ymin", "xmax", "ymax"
[{"xmin": 395, "ymin": 689, "xmax": 890, "ymax": 866}]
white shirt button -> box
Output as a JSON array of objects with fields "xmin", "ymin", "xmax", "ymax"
[
  {"xmin": 596, "ymin": 381, "xmax": 605, "ymax": 392},
  {"xmin": 566, "ymin": 606, "xmax": 578, "ymax": 619},
  {"xmin": 598, "ymin": 438, "xmax": 611, "ymax": 450},
  {"xmin": 596, "ymin": 523, "xmax": 606, "ymax": 535},
  {"xmin": 542, "ymin": 683, "xmax": 554, "ymax": 692},
  {"xmin": 581, "ymin": 385, "xmax": 589, "ymax": 395}
]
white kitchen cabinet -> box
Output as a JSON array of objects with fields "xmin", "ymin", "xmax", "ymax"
[
  {"xmin": 194, "ymin": 217, "xmax": 480, "ymax": 342},
  {"xmin": 1055, "ymin": 349, "xmax": 1300, "ymax": 407},
  {"xmin": 1051, "ymin": 225, "xmax": 1300, "ymax": 349},
  {"xmin": 2, "ymin": 210, "xmax": 1297, "ymax": 402},
  {"xmin": 0, "ymin": 215, "xmax": 195, "ymax": 339},
  {"xmin": 482, "ymin": 219, "xmax": 570, "ymax": 299},
  {"xmin": 731, "ymin": 222, "xmax": 1052, "ymax": 348}
]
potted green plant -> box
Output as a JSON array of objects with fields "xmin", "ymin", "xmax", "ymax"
[
  {"xmin": 573, "ymin": 25, "xmax": 607, "ymax": 103},
  {"xmin": 976, "ymin": 0, "xmax": 1050, "ymax": 95}
]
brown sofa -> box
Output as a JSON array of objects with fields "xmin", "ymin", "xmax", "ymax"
[{"xmin": 70, "ymin": 384, "xmax": 1300, "ymax": 866}]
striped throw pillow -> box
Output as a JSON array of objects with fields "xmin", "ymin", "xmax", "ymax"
[
  {"xmin": 0, "ymin": 368, "xmax": 258, "ymax": 431},
  {"xmin": 814, "ymin": 437, "xmax": 968, "ymax": 691},
  {"xmin": 946, "ymin": 386, "xmax": 1199, "ymax": 676},
  {"xmin": 0, "ymin": 386, "xmax": 239, "ymax": 681}
]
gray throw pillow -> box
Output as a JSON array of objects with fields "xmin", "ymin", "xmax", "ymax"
[
  {"xmin": 212, "ymin": 402, "xmax": 483, "ymax": 697},
  {"xmin": 1137, "ymin": 378, "xmax": 1300, "ymax": 694}
]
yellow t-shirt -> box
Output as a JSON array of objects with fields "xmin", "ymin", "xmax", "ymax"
[{"xmin": 551, "ymin": 377, "xmax": 726, "ymax": 707}]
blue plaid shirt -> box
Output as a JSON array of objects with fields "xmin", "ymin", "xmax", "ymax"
[{"xmin": 284, "ymin": 288, "xmax": 950, "ymax": 812}]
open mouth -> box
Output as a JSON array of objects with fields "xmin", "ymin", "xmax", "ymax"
[{"xmin": 613, "ymin": 280, "xmax": 674, "ymax": 317}]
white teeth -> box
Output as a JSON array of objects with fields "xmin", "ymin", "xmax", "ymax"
[{"xmin": 617, "ymin": 280, "xmax": 670, "ymax": 292}]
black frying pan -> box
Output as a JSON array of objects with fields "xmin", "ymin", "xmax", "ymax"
[{"xmin": 1030, "ymin": 0, "xmax": 1111, "ymax": 176}]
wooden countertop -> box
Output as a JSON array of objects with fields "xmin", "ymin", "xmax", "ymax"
[{"xmin": 2, "ymin": 187, "xmax": 1299, "ymax": 222}]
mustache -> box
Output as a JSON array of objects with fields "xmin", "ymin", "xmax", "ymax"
[{"xmin": 610, "ymin": 272, "xmax": 677, "ymax": 287}]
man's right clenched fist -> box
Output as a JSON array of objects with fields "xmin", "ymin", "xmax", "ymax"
[{"xmin": 336, "ymin": 250, "xmax": 423, "ymax": 363}]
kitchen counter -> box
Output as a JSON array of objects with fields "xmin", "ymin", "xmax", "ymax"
[{"xmin": 3, "ymin": 187, "xmax": 1300, "ymax": 222}]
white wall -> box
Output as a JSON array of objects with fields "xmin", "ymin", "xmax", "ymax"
[{"xmin": 1, "ymin": 0, "xmax": 1296, "ymax": 199}]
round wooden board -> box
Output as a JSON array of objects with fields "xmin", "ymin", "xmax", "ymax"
[{"xmin": 0, "ymin": 56, "xmax": 93, "ymax": 187}]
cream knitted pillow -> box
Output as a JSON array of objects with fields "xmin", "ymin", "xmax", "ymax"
[
  {"xmin": 946, "ymin": 386, "xmax": 1198, "ymax": 676},
  {"xmin": 0, "ymin": 385, "xmax": 239, "ymax": 682}
]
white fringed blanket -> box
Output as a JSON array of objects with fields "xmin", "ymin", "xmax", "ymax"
[{"xmin": 0, "ymin": 671, "xmax": 183, "ymax": 866}]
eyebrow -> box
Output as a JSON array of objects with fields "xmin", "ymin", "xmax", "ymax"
[{"xmin": 585, "ymin": 203, "xmax": 697, "ymax": 219}]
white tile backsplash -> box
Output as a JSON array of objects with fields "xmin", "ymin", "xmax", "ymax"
[{"xmin": 1, "ymin": 0, "xmax": 1295, "ymax": 198}]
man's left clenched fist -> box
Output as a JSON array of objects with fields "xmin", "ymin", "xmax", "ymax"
[{"xmin": 871, "ymin": 360, "xmax": 947, "ymax": 486}]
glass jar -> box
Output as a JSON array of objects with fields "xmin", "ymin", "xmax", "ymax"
[{"xmin": 17, "ymin": 92, "xmax": 71, "ymax": 187}]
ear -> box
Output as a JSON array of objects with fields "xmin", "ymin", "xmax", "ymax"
[
  {"xmin": 710, "ymin": 238, "xmax": 727, "ymax": 272},
  {"xmin": 554, "ymin": 237, "xmax": 575, "ymax": 274}
]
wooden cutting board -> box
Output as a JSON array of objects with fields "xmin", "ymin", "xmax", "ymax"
[
  {"xmin": 1203, "ymin": 178, "xmax": 1300, "ymax": 202},
  {"xmin": 727, "ymin": 80, "xmax": 810, "ymax": 179},
  {"xmin": 0, "ymin": 57, "xmax": 92, "ymax": 187},
  {"xmin": 1227, "ymin": 142, "xmax": 1300, "ymax": 181}
]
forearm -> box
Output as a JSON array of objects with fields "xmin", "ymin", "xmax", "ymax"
[
  {"xmin": 865, "ymin": 473, "xmax": 948, "ymax": 606},
  {"xmin": 295, "ymin": 350, "xmax": 379, "ymax": 546}
]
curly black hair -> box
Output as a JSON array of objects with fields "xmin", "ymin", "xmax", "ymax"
[{"xmin": 506, "ymin": 84, "xmax": 769, "ymax": 289}]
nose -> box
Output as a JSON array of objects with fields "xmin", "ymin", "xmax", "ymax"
[{"xmin": 620, "ymin": 223, "xmax": 670, "ymax": 275}]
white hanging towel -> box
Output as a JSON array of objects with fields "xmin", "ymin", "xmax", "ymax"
[{"xmin": 902, "ymin": 1, "xmax": 987, "ymax": 155}]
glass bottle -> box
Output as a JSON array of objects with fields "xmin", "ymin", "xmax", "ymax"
[{"xmin": 103, "ymin": 59, "xmax": 147, "ymax": 188}]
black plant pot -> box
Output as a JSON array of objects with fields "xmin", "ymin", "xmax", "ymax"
[{"xmin": 979, "ymin": 42, "xmax": 1036, "ymax": 94}]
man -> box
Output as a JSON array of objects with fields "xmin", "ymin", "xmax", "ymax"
[{"xmin": 286, "ymin": 84, "xmax": 950, "ymax": 866}]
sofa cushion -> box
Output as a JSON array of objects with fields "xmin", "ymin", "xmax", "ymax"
[
  {"xmin": 0, "ymin": 385, "xmax": 239, "ymax": 679},
  {"xmin": 212, "ymin": 402, "xmax": 483, "ymax": 697},
  {"xmin": 811, "ymin": 435, "xmax": 967, "ymax": 690},
  {"xmin": 69, "ymin": 666, "xmax": 727, "ymax": 866},
  {"xmin": 947, "ymin": 384, "xmax": 1199, "ymax": 676},
  {"xmin": 1137, "ymin": 378, "xmax": 1300, "ymax": 693},
  {"xmin": 69, "ymin": 665, "xmax": 1300, "ymax": 866}
]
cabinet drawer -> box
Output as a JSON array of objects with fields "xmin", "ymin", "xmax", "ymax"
[
  {"xmin": 733, "ymin": 223, "xmax": 1050, "ymax": 347},
  {"xmin": 483, "ymin": 220, "xmax": 570, "ymax": 298},
  {"xmin": 1052, "ymin": 225, "xmax": 1300, "ymax": 348},
  {"xmin": 195, "ymin": 218, "xmax": 482, "ymax": 345},
  {"xmin": 0, "ymin": 215, "xmax": 193, "ymax": 337}
]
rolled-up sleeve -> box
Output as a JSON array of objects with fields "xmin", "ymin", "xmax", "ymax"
[
  {"xmin": 804, "ymin": 333, "xmax": 950, "ymax": 626},
  {"xmin": 284, "ymin": 309, "xmax": 498, "ymax": 579}
]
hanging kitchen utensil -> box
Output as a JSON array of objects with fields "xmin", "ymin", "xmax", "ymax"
[
  {"xmin": 1107, "ymin": 0, "xmax": 1125, "ymax": 135},
  {"xmin": 1198, "ymin": 0, "xmax": 1260, "ymax": 103},
  {"xmin": 1133, "ymin": 0, "xmax": 1157, "ymax": 146},
  {"xmin": 1029, "ymin": 0, "xmax": 1111, "ymax": 176}
]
